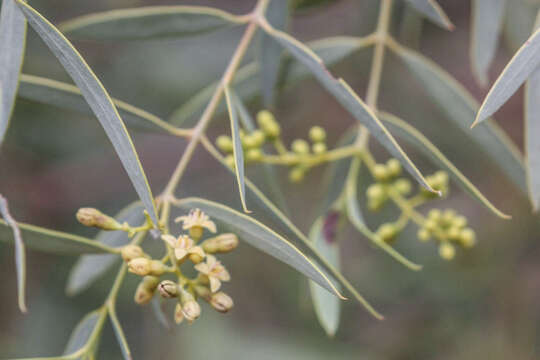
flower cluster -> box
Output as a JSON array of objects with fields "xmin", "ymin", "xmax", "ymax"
[{"xmin": 122, "ymin": 208, "xmax": 238, "ymax": 324}]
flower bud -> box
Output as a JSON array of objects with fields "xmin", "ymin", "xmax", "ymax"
[
  {"xmin": 134, "ymin": 276, "xmax": 159, "ymax": 305},
  {"xmin": 128, "ymin": 258, "xmax": 152, "ymax": 276},
  {"xmin": 158, "ymin": 280, "xmax": 178, "ymax": 298},
  {"xmin": 202, "ymin": 233, "xmax": 239, "ymax": 254},
  {"xmin": 225, "ymin": 155, "xmax": 235, "ymax": 169},
  {"xmin": 366, "ymin": 183, "xmax": 385, "ymax": 200},
  {"xmin": 312, "ymin": 142, "xmax": 327, "ymax": 154},
  {"xmin": 210, "ymin": 292, "xmax": 234, "ymax": 313},
  {"xmin": 291, "ymin": 139, "xmax": 310, "ymax": 155},
  {"xmin": 386, "ymin": 158, "xmax": 402, "ymax": 177},
  {"xmin": 251, "ymin": 130, "xmax": 266, "ymax": 147},
  {"xmin": 149, "ymin": 260, "xmax": 166, "ymax": 276},
  {"xmin": 289, "ymin": 167, "xmax": 305, "ymax": 183},
  {"xmin": 193, "ymin": 285, "xmax": 212, "ymax": 301},
  {"xmin": 447, "ymin": 226, "xmax": 461, "ymax": 240},
  {"xmin": 394, "ymin": 178, "xmax": 411, "ymax": 195},
  {"xmin": 373, "ymin": 164, "xmax": 389, "ymax": 182},
  {"xmin": 246, "ymin": 148, "xmax": 263, "ymax": 162},
  {"xmin": 439, "ymin": 242, "xmax": 455, "ymax": 260},
  {"xmin": 377, "ymin": 223, "xmax": 396, "ymax": 243},
  {"xmin": 189, "ymin": 252, "xmax": 205, "ymax": 264},
  {"xmin": 452, "ymin": 215, "xmax": 467, "ymax": 229},
  {"xmin": 242, "ymin": 134, "xmax": 258, "ymax": 149},
  {"xmin": 442, "ymin": 209, "xmax": 456, "ymax": 224},
  {"xmin": 216, "ymin": 135, "xmax": 233, "ymax": 153},
  {"xmin": 182, "ymin": 300, "xmax": 201, "ymax": 323},
  {"xmin": 76, "ymin": 208, "xmax": 122, "ymax": 230},
  {"xmin": 417, "ymin": 228, "xmax": 430, "ymax": 242},
  {"xmin": 428, "ymin": 209, "xmax": 441, "ymax": 220},
  {"xmin": 174, "ymin": 302, "xmax": 184, "ymax": 324},
  {"xmin": 257, "ymin": 110, "xmax": 280, "ymax": 138},
  {"xmin": 121, "ymin": 245, "xmax": 145, "ymax": 262},
  {"xmin": 459, "ymin": 228, "xmax": 476, "ymax": 248},
  {"xmin": 309, "ymin": 126, "xmax": 326, "ymax": 143}
]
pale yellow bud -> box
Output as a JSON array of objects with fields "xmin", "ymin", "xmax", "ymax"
[
  {"xmin": 189, "ymin": 226, "xmax": 204, "ymax": 240},
  {"xmin": 246, "ymin": 148, "xmax": 263, "ymax": 162},
  {"xmin": 428, "ymin": 209, "xmax": 441, "ymax": 220},
  {"xmin": 373, "ymin": 164, "xmax": 389, "ymax": 182},
  {"xmin": 189, "ymin": 252, "xmax": 205, "ymax": 264},
  {"xmin": 312, "ymin": 142, "xmax": 327, "ymax": 154},
  {"xmin": 121, "ymin": 245, "xmax": 145, "ymax": 262},
  {"xmin": 251, "ymin": 130, "xmax": 266, "ymax": 147},
  {"xmin": 216, "ymin": 135, "xmax": 233, "ymax": 153},
  {"xmin": 459, "ymin": 228, "xmax": 476, "ymax": 248},
  {"xmin": 174, "ymin": 302, "xmax": 184, "ymax": 324},
  {"xmin": 128, "ymin": 258, "xmax": 151, "ymax": 276},
  {"xmin": 386, "ymin": 158, "xmax": 402, "ymax": 177},
  {"xmin": 257, "ymin": 110, "xmax": 280, "ymax": 138},
  {"xmin": 439, "ymin": 242, "xmax": 455, "ymax": 260},
  {"xmin": 291, "ymin": 139, "xmax": 310, "ymax": 155},
  {"xmin": 366, "ymin": 183, "xmax": 385, "ymax": 200},
  {"xmin": 308, "ymin": 126, "xmax": 326, "ymax": 143},
  {"xmin": 76, "ymin": 208, "xmax": 122, "ymax": 230},
  {"xmin": 289, "ymin": 167, "xmax": 305, "ymax": 183},
  {"xmin": 134, "ymin": 276, "xmax": 159, "ymax": 305},
  {"xmin": 202, "ymin": 233, "xmax": 239, "ymax": 254},
  {"xmin": 149, "ymin": 260, "xmax": 166, "ymax": 276},
  {"xmin": 182, "ymin": 300, "xmax": 201, "ymax": 323},
  {"xmin": 225, "ymin": 155, "xmax": 235, "ymax": 169},
  {"xmin": 158, "ymin": 280, "xmax": 178, "ymax": 298},
  {"xmin": 394, "ymin": 178, "xmax": 411, "ymax": 195},
  {"xmin": 453, "ymin": 215, "xmax": 467, "ymax": 229},
  {"xmin": 417, "ymin": 228, "xmax": 430, "ymax": 242},
  {"xmin": 377, "ymin": 223, "xmax": 396, "ymax": 242},
  {"xmin": 210, "ymin": 291, "xmax": 234, "ymax": 313}
]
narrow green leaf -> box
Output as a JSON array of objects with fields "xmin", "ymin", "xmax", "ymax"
[
  {"xmin": 109, "ymin": 306, "xmax": 132, "ymax": 360},
  {"xmin": 391, "ymin": 41, "xmax": 527, "ymax": 194},
  {"xmin": 0, "ymin": 195, "xmax": 26, "ymax": 312},
  {"xmin": 0, "ymin": 0, "xmax": 26, "ymax": 144},
  {"xmin": 524, "ymin": 12, "xmax": 540, "ymax": 210},
  {"xmin": 64, "ymin": 309, "xmax": 106, "ymax": 356},
  {"xmin": 66, "ymin": 202, "xmax": 144, "ymax": 296},
  {"xmin": 16, "ymin": 1, "xmax": 159, "ymax": 225},
  {"xmin": 503, "ymin": 0, "xmax": 539, "ymax": 53},
  {"xmin": 378, "ymin": 111, "xmax": 511, "ymax": 219},
  {"xmin": 224, "ymin": 86, "xmax": 250, "ymax": 213},
  {"xmin": 470, "ymin": 0, "xmax": 506, "ymax": 87},
  {"xmin": 474, "ymin": 25, "xmax": 540, "ymax": 126},
  {"xmin": 0, "ymin": 219, "xmax": 115, "ymax": 254},
  {"xmin": 262, "ymin": 24, "xmax": 437, "ymax": 194},
  {"xmin": 169, "ymin": 36, "xmax": 373, "ymax": 126},
  {"xmin": 59, "ymin": 5, "xmax": 246, "ymax": 41},
  {"xmin": 345, "ymin": 158, "xmax": 423, "ymax": 271},
  {"xmin": 172, "ymin": 197, "xmax": 345, "ymax": 300},
  {"xmin": 403, "ymin": 0, "xmax": 453, "ymax": 30},
  {"xmin": 260, "ymin": 0, "xmax": 289, "ymax": 106},
  {"xmin": 18, "ymin": 74, "xmax": 175, "ymax": 134},
  {"xmin": 309, "ymin": 217, "xmax": 341, "ymax": 337}
]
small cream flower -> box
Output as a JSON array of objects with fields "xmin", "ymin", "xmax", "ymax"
[
  {"xmin": 162, "ymin": 234, "xmax": 205, "ymax": 261},
  {"xmin": 175, "ymin": 208, "xmax": 216, "ymax": 234},
  {"xmin": 194, "ymin": 255, "xmax": 230, "ymax": 292}
]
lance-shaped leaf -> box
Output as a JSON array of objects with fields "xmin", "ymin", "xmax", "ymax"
[
  {"xmin": 16, "ymin": 1, "xmax": 158, "ymax": 225},
  {"xmin": 474, "ymin": 24, "xmax": 540, "ymax": 126},
  {"xmin": 391, "ymin": 41, "xmax": 527, "ymax": 194},
  {"xmin": 18, "ymin": 74, "xmax": 176, "ymax": 134},
  {"xmin": 0, "ymin": 195, "xmax": 26, "ymax": 312},
  {"xmin": 260, "ymin": 0, "xmax": 289, "ymax": 106},
  {"xmin": 59, "ymin": 5, "xmax": 246, "ymax": 41},
  {"xmin": 309, "ymin": 217, "xmax": 341, "ymax": 337},
  {"xmin": 224, "ymin": 86, "xmax": 249, "ymax": 213},
  {"xmin": 64, "ymin": 309, "xmax": 107, "ymax": 356},
  {"xmin": 0, "ymin": 0, "xmax": 26, "ymax": 144},
  {"xmin": 470, "ymin": 0, "xmax": 506, "ymax": 87},
  {"xmin": 170, "ymin": 36, "xmax": 374, "ymax": 126},
  {"xmin": 261, "ymin": 23, "xmax": 437, "ymax": 194},
  {"xmin": 172, "ymin": 197, "xmax": 345, "ymax": 300},
  {"xmin": 379, "ymin": 111, "xmax": 511, "ymax": 218},
  {"xmin": 402, "ymin": 0, "xmax": 453, "ymax": 30},
  {"xmin": 345, "ymin": 158, "xmax": 422, "ymax": 270},
  {"xmin": 0, "ymin": 219, "xmax": 115, "ymax": 254},
  {"xmin": 66, "ymin": 202, "xmax": 144, "ymax": 296},
  {"xmin": 525, "ymin": 12, "xmax": 540, "ymax": 210}
]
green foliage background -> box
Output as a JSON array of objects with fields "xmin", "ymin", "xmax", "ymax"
[{"xmin": 1, "ymin": 0, "xmax": 540, "ymax": 359}]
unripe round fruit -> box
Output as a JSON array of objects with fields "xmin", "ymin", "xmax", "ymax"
[
  {"xmin": 251, "ymin": 130, "xmax": 266, "ymax": 147},
  {"xmin": 428, "ymin": 209, "xmax": 441, "ymax": 220},
  {"xmin": 257, "ymin": 110, "xmax": 280, "ymax": 138},
  {"xmin": 394, "ymin": 178, "xmax": 411, "ymax": 195},
  {"xmin": 459, "ymin": 228, "xmax": 476, "ymax": 248},
  {"xmin": 289, "ymin": 167, "xmax": 305, "ymax": 183},
  {"xmin": 216, "ymin": 135, "xmax": 233, "ymax": 153},
  {"xmin": 417, "ymin": 228, "xmax": 430, "ymax": 242},
  {"xmin": 312, "ymin": 142, "xmax": 327, "ymax": 155},
  {"xmin": 246, "ymin": 148, "xmax": 263, "ymax": 162},
  {"xmin": 386, "ymin": 158, "xmax": 402, "ymax": 177},
  {"xmin": 242, "ymin": 134, "xmax": 258, "ymax": 149},
  {"xmin": 377, "ymin": 223, "xmax": 396, "ymax": 242},
  {"xmin": 291, "ymin": 139, "xmax": 310, "ymax": 155},
  {"xmin": 373, "ymin": 164, "xmax": 389, "ymax": 182},
  {"xmin": 308, "ymin": 126, "xmax": 326, "ymax": 143},
  {"xmin": 366, "ymin": 183, "xmax": 385, "ymax": 200},
  {"xmin": 225, "ymin": 155, "xmax": 235, "ymax": 169},
  {"xmin": 439, "ymin": 242, "xmax": 455, "ymax": 260},
  {"xmin": 424, "ymin": 219, "xmax": 437, "ymax": 232},
  {"xmin": 452, "ymin": 215, "xmax": 467, "ymax": 229},
  {"xmin": 442, "ymin": 209, "xmax": 456, "ymax": 224},
  {"xmin": 447, "ymin": 226, "xmax": 461, "ymax": 240}
]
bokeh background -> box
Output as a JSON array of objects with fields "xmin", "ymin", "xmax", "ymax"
[{"xmin": 2, "ymin": 0, "xmax": 540, "ymax": 359}]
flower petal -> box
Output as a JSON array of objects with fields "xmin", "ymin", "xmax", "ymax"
[
  {"xmin": 209, "ymin": 277, "xmax": 221, "ymax": 293},
  {"xmin": 174, "ymin": 248, "xmax": 188, "ymax": 260},
  {"xmin": 161, "ymin": 234, "xmax": 177, "ymax": 247},
  {"xmin": 194, "ymin": 263, "xmax": 210, "ymax": 274}
]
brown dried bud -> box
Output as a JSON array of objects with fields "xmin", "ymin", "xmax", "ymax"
[
  {"xmin": 121, "ymin": 245, "xmax": 145, "ymax": 262},
  {"xmin": 76, "ymin": 208, "xmax": 121, "ymax": 230},
  {"xmin": 202, "ymin": 233, "xmax": 239, "ymax": 254},
  {"xmin": 210, "ymin": 291, "xmax": 234, "ymax": 313},
  {"xmin": 128, "ymin": 258, "xmax": 151, "ymax": 276},
  {"xmin": 182, "ymin": 300, "xmax": 201, "ymax": 323},
  {"xmin": 158, "ymin": 280, "xmax": 178, "ymax": 298}
]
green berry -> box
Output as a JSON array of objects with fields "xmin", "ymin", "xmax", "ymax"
[
  {"xmin": 216, "ymin": 135, "xmax": 233, "ymax": 153},
  {"xmin": 439, "ymin": 242, "xmax": 455, "ymax": 260},
  {"xmin": 312, "ymin": 142, "xmax": 327, "ymax": 154},
  {"xmin": 368, "ymin": 199, "xmax": 383, "ymax": 211},
  {"xmin": 417, "ymin": 228, "xmax": 430, "ymax": 242},
  {"xmin": 386, "ymin": 158, "xmax": 402, "ymax": 177},
  {"xmin": 459, "ymin": 228, "xmax": 476, "ymax": 248},
  {"xmin": 442, "ymin": 209, "xmax": 456, "ymax": 224},
  {"xmin": 292, "ymin": 139, "xmax": 310, "ymax": 155},
  {"xmin": 366, "ymin": 183, "xmax": 385, "ymax": 200},
  {"xmin": 377, "ymin": 223, "xmax": 396, "ymax": 242},
  {"xmin": 225, "ymin": 155, "xmax": 236, "ymax": 169},
  {"xmin": 309, "ymin": 126, "xmax": 326, "ymax": 143},
  {"xmin": 428, "ymin": 209, "xmax": 441, "ymax": 220},
  {"xmin": 251, "ymin": 130, "xmax": 266, "ymax": 147},
  {"xmin": 373, "ymin": 164, "xmax": 389, "ymax": 182},
  {"xmin": 257, "ymin": 110, "xmax": 275, "ymax": 126},
  {"xmin": 289, "ymin": 167, "xmax": 305, "ymax": 183},
  {"xmin": 394, "ymin": 178, "xmax": 411, "ymax": 195},
  {"xmin": 453, "ymin": 215, "xmax": 467, "ymax": 229},
  {"xmin": 246, "ymin": 148, "xmax": 263, "ymax": 162},
  {"xmin": 447, "ymin": 226, "xmax": 461, "ymax": 240},
  {"xmin": 434, "ymin": 171, "xmax": 449, "ymax": 186},
  {"xmin": 242, "ymin": 134, "xmax": 258, "ymax": 149},
  {"xmin": 257, "ymin": 110, "xmax": 280, "ymax": 138},
  {"xmin": 424, "ymin": 219, "xmax": 437, "ymax": 232}
]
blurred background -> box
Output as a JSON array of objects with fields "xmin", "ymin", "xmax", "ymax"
[{"xmin": 2, "ymin": 0, "xmax": 540, "ymax": 359}]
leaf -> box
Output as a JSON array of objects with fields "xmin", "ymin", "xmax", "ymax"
[
  {"xmin": 262, "ymin": 23, "xmax": 437, "ymax": 194},
  {"xmin": 402, "ymin": 0, "xmax": 453, "ymax": 30},
  {"xmin": 0, "ymin": 219, "xmax": 115, "ymax": 254},
  {"xmin": 18, "ymin": 74, "xmax": 176, "ymax": 134},
  {"xmin": 0, "ymin": 0, "xmax": 26, "ymax": 144},
  {"xmin": 474, "ymin": 25, "xmax": 540, "ymax": 126},
  {"xmin": 503, "ymin": 0, "xmax": 539, "ymax": 53},
  {"xmin": 309, "ymin": 217, "xmax": 341, "ymax": 337},
  {"xmin": 169, "ymin": 36, "xmax": 373, "ymax": 126},
  {"xmin": 391, "ymin": 40, "xmax": 527, "ymax": 194},
  {"xmin": 345, "ymin": 158, "xmax": 422, "ymax": 270},
  {"xmin": 64, "ymin": 309, "xmax": 106, "ymax": 356},
  {"xmin": 66, "ymin": 202, "xmax": 144, "ymax": 296},
  {"xmin": 16, "ymin": 1, "xmax": 159, "ymax": 225},
  {"xmin": 470, "ymin": 0, "xmax": 506, "ymax": 87},
  {"xmin": 109, "ymin": 306, "xmax": 132, "ymax": 360},
  {"xmin": 378, "ymin": 111, "xmax": 511, "ymax": 219},
  {"xmin": 224, "ymin": 87, "xmax": 250, "ymax": 213},
  {"xmin": 0, "ymin": 194, "xmax": 26, "ymax": 312},
  {"xmin": 260, "ymin": 0, "xmax": 289, "ymax": 106},
  {"xmin": 524, "ymin": 12, "xmax": 540, "ymax": 210},
  {"xmin": 172, "ymin": 197, "xmax": 345, "ymax": 300},
  {"xmin": 59, "ymin": 5, "xmax": 246, "ymax": 41}
]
